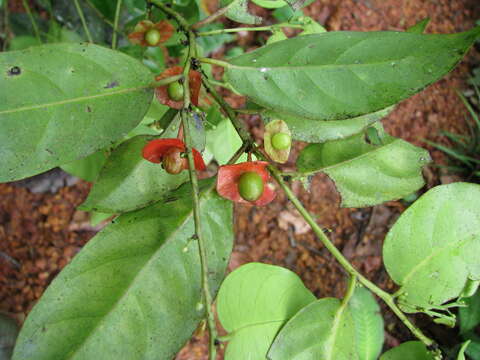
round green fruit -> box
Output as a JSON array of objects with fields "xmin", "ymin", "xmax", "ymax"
[
  {"xmin": 167, "ymin": 81, "xmax": 184, "ymax": 101},
  {"xmin": 271, "ymin": 132, "xmax": 291, "ymax": 150},
  {"xmin": 144, "ymin": 29, "xmax": 161, "ymax": 46},
  {"xmin": 238, "ymin": 172, "xmax": 264, "ymax": 202}
]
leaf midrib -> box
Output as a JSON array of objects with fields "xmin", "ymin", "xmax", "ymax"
[
  {"xmin": 0, "ymin": 85, "xmax": 151, "ymax": 115},
  {"xmin": 400, "ymin": 234, "xmax": 478, "ymax": 288},
  {"xmin": 64, "ymin": 191, "xmax": 209, "ymax": 360}
]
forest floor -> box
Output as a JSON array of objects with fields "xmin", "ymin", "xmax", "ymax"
[{"xmin": 1, "ymin": 0, "xmax": 480, "ymax": 359}]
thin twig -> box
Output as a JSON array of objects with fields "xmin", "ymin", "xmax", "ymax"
[
  {"xmin": 197, "ymin": 23, "xmax": 304, "ymax": 36},
  {"xmin": 2, "ymin": 0, "xmax": 10, "ymax": 51},
  {"xmin": 73, "ymin": 0, "xmax": 93, "ymax": 43},
  {"xmin": 22, "ymin": 0, "xmax": 41, "ymax": 42},
  {"xmin": 191, "ymin": 6, "xmax": 231, "ymax": 30},
  {"xmin": 112, "ymin": 0, "xmax": 123, "ymax": 49},
  {"xmin": 149, "ymin": 74, "xmax": 184, "ymax": 88}
]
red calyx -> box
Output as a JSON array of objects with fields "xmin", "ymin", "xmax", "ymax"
[
  {"xmin": 128, "ymin": 20, "xmax": 174, "ymax": 47},
  {"xmin": 216, "ymin": 161, "xmax": 276, "ymax": 206},
  {"xmin": 142, "ymin": 138, "xmax": 206, "ymax": 173},
  {"xmin": 155, "ymin": 67, "xmax": 202, "ymax": 109}
]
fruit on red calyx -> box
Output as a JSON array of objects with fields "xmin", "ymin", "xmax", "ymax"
[
  {"xmin": 238, "ymin": 172, "xmax": 264, "ymax": 202},
  {"xmin": 167, "ymin": 81, "xmax": 184, "ymax": 101},
  {"xmin": 145, "ymin": 29, "xmax": 161, "ymax": 46},
  {"xmin": 162, "ymin": 148, "xmax": 186, "ymax": 174},
  {"xmin": 271, "ymin": 132, "xmax": 291, "ymax": 150}
]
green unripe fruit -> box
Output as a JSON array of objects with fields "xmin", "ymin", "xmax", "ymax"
[
  {"xmin": 167, "ymin": 81, "xmax": 184, "ymax": 101},
  {"xmin": 271, "ymin": 132, "xmax": 291, "ymax": 150},
  {"xmin": 145, "ymin": 29, "xmax": 161, "ymax": 46},
  {"xmin": 238, "ymin": 172, "xmax": 264, "ymax": 202}
]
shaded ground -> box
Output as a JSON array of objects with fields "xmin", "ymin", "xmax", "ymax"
[{"xmin": 1, "ymin": 0, "xmax": 480, "ymax": 359}]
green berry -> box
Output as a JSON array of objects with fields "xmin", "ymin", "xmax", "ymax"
[
  {"xmin": 167, "ymin": 81, "xmax": 184, "ymax": 101},
  {"xmin": 238, "ymin": 172, "xmax": 264, "ymax": 202},
  {"xmin": 145, "ymin": 29, "xmax": 161, "ymax": 46},
  {"xmin": 271, "ymin": 132, "xmax": 291, "ymax": 150}
]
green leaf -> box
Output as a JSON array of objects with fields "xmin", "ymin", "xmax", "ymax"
[
  {"xmin": 61, "ymin": 150, "xmax": 108, "ymax": 183},
  {"xmin": 206, "ymin": 117, "xmax": 246, "ymax": 165},
  {"xmin": 296, "ymin": 125, "xmax": 431, "ymax": 207},
  {"xmin": 406, "ymin": 18, "xmax": 430, "ymax": 34},
  {"xmin": 0, "ymin": 43, "xmax": 153, "ymax": 182},
  {"xmin": 379, "ymin": 341, "xmax": 434, "ymax": 360},
  {"xmin": 464, "ymin": 335, "xmax": 480, "ymax": 360},
  {"xmin": 220, "ymin": 0, "xmax": 262, "ymax": 25},
  {"xmin": 263, "ymin": 107, "xmax": 391, "ymax": 143},
  {"xmin": 460, "ymin": 289, "xmax": 480, "ymax": 334},
  {"xmin": 89, "ymin": 211, "xmax": 114, "ymax": 227},
  {"xmin": 13, "ymin": 181, "xmax": 233, "ymax": 360},
  {"xmin": 349, "ymin": 287, "xmax": 384, "ymax": 360},
  {"xmin": 251, "ymin": 0, "xmax": 287, "ymax": 9},
  {"xmin": 79, "ymin": 118, "xmax": 189, "ymax": 213},
  {"xmin": 0, "ymin": 314, "xmax": 19, "ymax": 360},
  {"xmin": 225, "ymin": 28, "xmax": 480, "ymax": 120},
  {"xmin": 266, "ymin": 28, "xmax": 288, "ymax": 45},
  {"xmin": 216, "ymin": 263, "xmax": 315, "ymax": 360},
  {"xmin": 267, "ymin": 298, "xmax": 358, "ymax": 360},
  {"xmin": 7, "ymin": 35, "xmax": 41, "ymax": 51},
  {"xmin": 383, "ymin": 183, "xmax": 480, "ymax": 313},
  {"xmin": 457, "ymin": 340, "xmax": 470, "ymax": 360}
]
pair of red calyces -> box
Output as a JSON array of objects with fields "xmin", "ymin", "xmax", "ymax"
[{"xmin": 132, "ymin": 22, "xmax": 277, "ymax": 206}]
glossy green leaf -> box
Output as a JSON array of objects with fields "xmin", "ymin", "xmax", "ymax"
[
  {"xmin": 0, "ymin": 43, "xmax": 153, "ymax": 182},
  {"xmin": 263, "ymin": 107, "xmax": 391, "ymax": 143},
  {"xmin": 13, "ymin": 181, "xmax": 233, "ymax": 360},
  {"xmin": 406, "ymin": 18, "xmax": 430, "ymax": 34},
  {"xmin": 268, "ymin": 298, "xmax": 358, "ymax": 360},
  {"xmin": 383, "ymin": 183, "xmax": 480, "ymax": 313},
  {"xmin": 460, "ymin": 289, "xmax": 480, "ymax": 334},
  {"xmin": 379, "ymin": 341, "xmax": 434, "ymax": 360},
  {"xmin": 226, "ymin": 28, "xmax": 480, "ymax": 120},
  {"xmin": 349, "ymin": 287, "xmax": 384, "ymax": 360},
  {"xmin": 217, "ymin": 263, "xmax": 315, "ymax": 360},
  {"xmin": 79, "ymin": 117, "xmax": 189, "ymax": 213},
  {"xmin": 296, "ymin": 125, "xmax": 431, "ymax": 207},
  {"xmin": 61, "ymin": 150, "xmax": 108, "ymax": 182},
  {"xmin": 220, "ymin": 0, "xmax": 262, "ymax": 25}
]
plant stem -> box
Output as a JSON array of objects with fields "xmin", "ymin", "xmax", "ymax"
[
  {"xmin": 2, "ymin": 0, "xmax": 10, "ymax": 51},
  {"xmin": 148, "ymin": 0, "xmax": 190, "ymax": 30},
  {"xmin": 201, "ymin": 67, "xmax": 436, "ymax": 348},
  {"xmin": 112, "ymin": 0, "xmax": 123, "ymax": 49},
  {"xmin": 22, "ymin": 0, "xmax": 41, "ymax": 42},
  {"xmin": 73, "ymin": 0, "xmax": 93, "ymax": 43},
  {"xmin": 149, "ymin": 74, "xmax": 184, "ymax": 88},
  {"xmin": 197, "ymin": 23, "xmax": 304, "ymax": 36},
  {"xmin": 266, "ymin": 164, "xmax": 435, "ymax": 347},
  {"xmin": 341, "ymin": 275, "xmax": 357, "ymax": 307},
  {"xmin": 83, "ymin": 0, "xmax": 115, "ymax": 29},
  {"xmin": 199, "ymin": 57, "xmax": 231, "ymax": 68},
  {"xmin": 209, "ymin": 79, "xmax": 241, "ymax": 95},
  {"xmin": 191, "ymin": 6, "xmax": 231, "ymax": 30}
]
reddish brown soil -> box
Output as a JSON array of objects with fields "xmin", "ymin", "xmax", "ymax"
[{"xmin": 1, "ymin": 0, "xmax": 480, "ymax": 359}]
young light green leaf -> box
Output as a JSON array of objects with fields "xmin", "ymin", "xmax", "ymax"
[
  {"xmin": 13, "ymin": 181, "xmax": 233, "ymax": 360},
  {"xmin": 383, "ymin": 183, "xmax": 480, "ymax": 313},
  {"xmin": 220, "ymin": 0, "xmax": 262, "ymax": 25},
  {"xmin": 379, "ymin": 341, "xmax": 434, "ymax": 360},
  {"xmin": 267, "ymin": 28, "xmax": 288, "ymax": 45},
  {"xmin": 296, "ymin": 125, "xmax": 431, "ymax": 207},
  {"xmin": 267, "ymin": 298, "xmax": 358, "ymax": 360},
  {"xmin": 217, "ymin": 263, "xmax": 315, "ymax": 360},
  {"xmin": 457, "ymin": 340, "xmax": 471, "ymax": 360},
  {"xmin": 459, "ymin": 289, "xmax": 480, "ymax": 334},
  {"xmin": 406, "ymin": 18, "xmax": 430, "ymax": 34},
  {"xmin": 263, "ymin": 107, "xmax": 392, "ymax": 143},
  {"xmin": 206, "ymin": 117, "xmax": 246, "ymax": 165},
  {"xmin": 226, "ymin": 28, "xmax": 480, "ymax": 120},
  {"xmin": 0, "ymin": 43, "xmax": 153, "ymax": 182},
  {"xmin": 348, "ymin": 287, "xmax": 384, "ymax": 360},
  {"xmin": 251, "ymin": 0, "xmax": 287, "ymax": 9}
]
